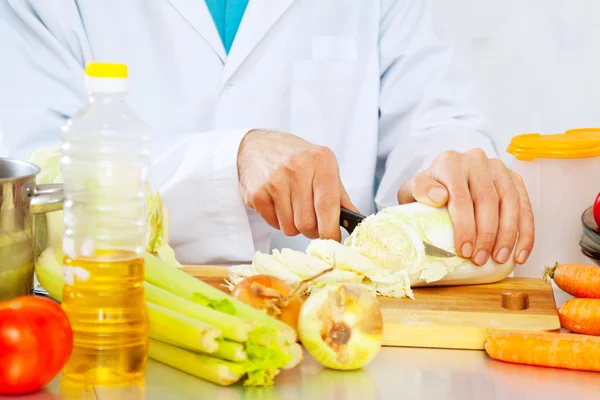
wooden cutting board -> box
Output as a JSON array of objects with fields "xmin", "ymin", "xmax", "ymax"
[{"xmin": 183, "ymin": 265, "xmax": 561, "ymax": 350}]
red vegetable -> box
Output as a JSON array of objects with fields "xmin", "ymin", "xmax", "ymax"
[
  {"xmin": 594, "ymin": 192, "xmax": 600, "ymax": 228},
  {"xmin": 0, "ymin": 296, "xmax": 73, "ymax": 395}
]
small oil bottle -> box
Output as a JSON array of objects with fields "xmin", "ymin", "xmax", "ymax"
[{"xmin": 60, "ymin": 62, "xmax": 150, "ymax": 385}]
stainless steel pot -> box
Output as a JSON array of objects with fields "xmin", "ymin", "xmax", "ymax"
[{"xmin": 0, "ymin": 158, "xmax": 63, "ymax": 300}]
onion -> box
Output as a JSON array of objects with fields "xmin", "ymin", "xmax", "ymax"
[
  {"xmin": 298, "ymin": 283, "xmax": 383, "ymax": 370},
  {"xmin": 232, "ymin": 275, "xmax": 303, "ymax": 332},
  {"xmin": 231, "ymin": 267, "xmax": 334, "ymax": 335}
]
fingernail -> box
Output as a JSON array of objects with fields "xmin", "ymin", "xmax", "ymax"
[
  {"xmin": 427, "ymin": 187, "xmax": 447, "ymax": 203},
  {"xmin": 517, "ymin": 250, "xmax": 529, "ymax": 264},
  {"xmin": 474, "ymin": 250, "xmax": 488, "ymax": 266},
  {"xmin": 460, "ymin": 242, "xmax": 473, "ymax": 258},
  {"xmin": 496, "ymin": 247, "xmax": 509, "ymax": 264}
]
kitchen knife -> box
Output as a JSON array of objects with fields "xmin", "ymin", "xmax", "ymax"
[{"xmin": 339, "ymin": 207, "xmax": 458, "ymax": 259}]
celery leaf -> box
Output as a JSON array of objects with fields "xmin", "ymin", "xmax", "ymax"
[
  {"xmin": 192, "ymin": 292, "xmax": 237, "ymax": 315},
  {"xmin": 242, "ymin": 325, "xmax": 293, "ymax": 387}
]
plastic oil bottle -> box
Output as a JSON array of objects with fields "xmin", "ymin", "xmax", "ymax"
[{"xmin": 59, "ymin": 62, "xmax": 150, "ymax": 385}]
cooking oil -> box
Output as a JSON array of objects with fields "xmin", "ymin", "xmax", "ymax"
[
  {"xmin": 61, "ymin": 251, "xmax": 148, "ymax": 384},
  {"xmin": 60, "ymin": 62, "xmax": 151, "ymax": 385}
]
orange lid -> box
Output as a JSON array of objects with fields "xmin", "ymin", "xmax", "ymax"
[
  {"xmin": 507, "ymin": 129, "xmax": 600, "ymax": 161},
  {"xmin": 566, "ymin": 127, "xmax": 600, "ymax": 136}
]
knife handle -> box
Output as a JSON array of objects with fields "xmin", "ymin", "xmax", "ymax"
[{"xmin": 339, "ymin": 207, "xmax": 365, "ymax": 234}]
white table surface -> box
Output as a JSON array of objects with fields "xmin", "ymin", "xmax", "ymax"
[{"xmin": 26, "ymin": 344, "xmax": 600, "ymax": 400}]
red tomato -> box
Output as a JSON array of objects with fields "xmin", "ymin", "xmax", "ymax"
[
  {"xmin": 594, "ymin": 192, "xmax": 600, "ymax": 228},
  {"xmin": 0, "ymin": 296, "xmax": 73, "ymax": 395}
]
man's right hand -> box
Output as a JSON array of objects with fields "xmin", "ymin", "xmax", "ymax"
[{"xmin": 237, "ymin": 129, "xmax": 357, "ymax": 242}]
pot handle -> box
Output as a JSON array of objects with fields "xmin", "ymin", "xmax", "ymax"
[{"xmin": 30, "ymin": 183, "xmax": 64, "ymax": 215}]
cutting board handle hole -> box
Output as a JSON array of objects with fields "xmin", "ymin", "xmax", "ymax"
[{"xmin": 501, "ymin": 292, "xmax": 530, "ymax": 310}]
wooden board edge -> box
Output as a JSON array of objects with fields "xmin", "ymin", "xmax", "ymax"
[
  {"xmin": 382, "ymin": 325, "xmax": 563, "ymax": 350},
  {"xmin": 183, "ymin": 265, "xmax": 230, "ymax": 278},
  {"xmin": 383, "ymin": 309, "xmax": 561, "ymax": 328}
]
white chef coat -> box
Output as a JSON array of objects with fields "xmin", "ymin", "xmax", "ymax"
[{"xmin": 0, "ymin": 0, "xmax": 498, "ymax": 265}]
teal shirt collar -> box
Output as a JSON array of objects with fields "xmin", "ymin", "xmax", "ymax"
[{"xmin": 205, "ymin": 0, "xmax": 249, "ymax": 54}]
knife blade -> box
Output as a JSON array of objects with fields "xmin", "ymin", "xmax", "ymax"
[{"xmin": 339, "ymin": 207, "xmax": 458, "ymax": 259}]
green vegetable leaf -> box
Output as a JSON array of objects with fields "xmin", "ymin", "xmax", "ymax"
[
  {"xmin": 26, "ymin": 146, "xmax": 63, "ymax": 185},
  {"xmin": 145, "ymin": 189, "xmax": 163, "ymax": 253},
  {"xmin": 192, "ymin": 292, "xmax": 237, "ymax": 315},
  {"xmin": 34, "ymin": 215, "xmax": 47, "ymax": 260},
  {"xmin": 345, "ymin": 202, "xmax": 464, "ymax": 279},
  {"xmin": 34, "ymin": 247, "xmax": 65, "ymax": 302},
  {"xmin": 154, "ymin": 237, "xmax": 182, "ymax": 270},
  {"xmin": 242, "ymin": 325, "xmax": 293, "ymax": 387}
]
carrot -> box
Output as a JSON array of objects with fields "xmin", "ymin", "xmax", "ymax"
[
  {"xmin": 543, "ymin": 262, "xmax": 600, "ymax": 298},
  {"xmin": 558, "ymin": 298, "xmax": 600, "ymax": 336},
  {"xmin": 484, "ymin": 332, "xmax": 600, "ymax": 372}
]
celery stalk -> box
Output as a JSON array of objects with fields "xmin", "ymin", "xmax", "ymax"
[
  {"xmin": 143, "ymin": 252, "xmax": 297, "ymax": 343},
  {"xmin": 148, "ymin": 338, "xmax": 245, "ymax": 386},
  {"xmin": 35, "ymin": 247, "xmax": 299, "ymax": 386},
  {"xmin": 214, "ymin": 340, "xmax": 247, "ymax": 362},
  {"xmin": 154, "ymin": 335, "xmax": 248, "ymax": 362},
  {"xmin": 144, "ymin": 282, "xmax": 251, "ymax": 342},
  {"xmin": 147, "ymin": 302, "xmax": 221, "ymax": 354},
  {"xmin": 283, "ymin": 343, "xmax": 304, "ymax": 370},
  {"xmin": 143, "ymin": 253, "xmax": 299, "ymax": 386}
]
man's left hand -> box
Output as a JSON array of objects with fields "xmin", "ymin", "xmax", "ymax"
[{"xmin": 397, "ymin": 148, "xmax": 534, "ymax": 266}]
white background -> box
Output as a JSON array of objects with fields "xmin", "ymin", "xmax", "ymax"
[{"xmin": 432, "ymin": 0, "xmax": 600, "ymax": 165}]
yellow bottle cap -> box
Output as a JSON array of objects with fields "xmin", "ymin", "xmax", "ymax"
[
  {"xmin": 85, "ymin": 62, "xmax": 128, "ymax": 79},
  {"xmin": 507, "ymin": 128, "xmax": 600, "ymax": 161}
]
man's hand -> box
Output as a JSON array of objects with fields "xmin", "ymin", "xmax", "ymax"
[
  {"xmin": 397, "ymin": 148, "xmax": 534, "ymax": 266},
  {"xmin": 237, "ymin": 130, "xmax": 357, "ymax": 242}
]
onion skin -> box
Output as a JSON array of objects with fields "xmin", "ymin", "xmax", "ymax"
[
  {"xmin": 231, "ymin": 275, "xmax": 303, "ymax": 334},
  {"xmin": 298, "ymin": 284, "xmax": 383, "ymax": 370}
]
